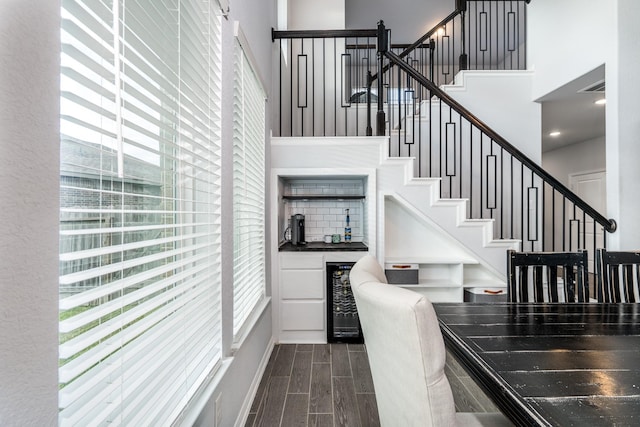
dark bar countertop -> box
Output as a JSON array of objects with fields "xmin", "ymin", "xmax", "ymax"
[{"xmin": 279, "ymin": 241, "xmax": 368, "ymax": 252}]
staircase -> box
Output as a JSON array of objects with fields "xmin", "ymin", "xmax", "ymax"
[{"xmin": 271, "ymin": 0, "xmax": 616, "ymax": 302}]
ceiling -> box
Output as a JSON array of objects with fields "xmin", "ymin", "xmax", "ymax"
[{"xmin": 538, "ymin": 66, "xmax": 606, "ymax": 152}]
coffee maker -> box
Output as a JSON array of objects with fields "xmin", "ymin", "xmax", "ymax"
[{"xmin": 288, "ymin": 214, "xmax": 306, "ymax": 245}]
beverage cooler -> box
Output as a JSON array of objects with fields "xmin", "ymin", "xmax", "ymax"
[{"xmin": 326, "ymin": 262, "xmax": 363, "ymax": 343}]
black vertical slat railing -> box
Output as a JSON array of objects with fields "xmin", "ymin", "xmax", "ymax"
[
  {"xmin": 370, "ymin": 0, "xmax": 530, "ymax": 92},
  {"xmin": 380, "ymin": 45, "xmax": 616, "ymax": 259},
  {"xmin": 272, "ymin": 29, "xmax": 378, "ymax": 137}
]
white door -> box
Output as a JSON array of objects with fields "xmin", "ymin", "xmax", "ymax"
[{"xmin": 569, "ymin": 170, "xmax": 606, "ymax": 272}]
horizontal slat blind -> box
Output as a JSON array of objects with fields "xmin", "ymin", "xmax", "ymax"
[
  {"xmin": 59, "ymin": 0, "xmax": 222, "ymax": 424},
  {"xmin": 233, "ymin": 36, "xmax": 267, "ymax": 337}
]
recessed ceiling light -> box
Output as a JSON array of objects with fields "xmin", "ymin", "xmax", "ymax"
[
  {"xmin": 549, "ymin": 131, "xmax": 561, "ymax": 137},
  {"xmin": 595, "ymin": 99, "xmax": 606, "ymax": 105}
]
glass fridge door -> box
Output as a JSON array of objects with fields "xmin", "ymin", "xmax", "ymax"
[{"xmin": 327, "ymin": 262, "xmax": 363, "ymax": 343}]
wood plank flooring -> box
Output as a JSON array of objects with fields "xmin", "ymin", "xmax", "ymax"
[
  {"xmin": 246, "ymin": 344, "xmax": 499, "ymax": 427},
  {"xmin": 246, "ymin": 344, "xmax": 379, "ymax": 427}
]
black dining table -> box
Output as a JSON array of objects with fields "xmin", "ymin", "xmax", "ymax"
[{"xmin": 433, "ymin": 302, "xmax": 640, "ymax": 427}]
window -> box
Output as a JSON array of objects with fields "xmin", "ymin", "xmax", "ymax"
[
  {"xmin": 59, "ymin": 1, "xmax": 222, "ymax": 424},
  {"xmin": 232, "ymin": 28, "xmax": 267, "ymax": 338}
]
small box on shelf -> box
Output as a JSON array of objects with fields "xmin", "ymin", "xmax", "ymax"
[
  {"xmin": 384, "ymin": 263, "xmax": 419, "ymax": 284},
  {"xmin": 463, "ymin": 287, "xmax": 507, "ymax": 303}
]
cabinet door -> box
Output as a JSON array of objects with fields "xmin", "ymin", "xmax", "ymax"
[
  {"xmin": 281, "ymin": 301, "xmax": 325, "ymax": 331},
  {"xmin": 281, "ymin": 269, "xmax": 324, "ymax": 299},
  {"xmin": 280, "ymin": 253, "xmax": 324, "ymax": 269}
]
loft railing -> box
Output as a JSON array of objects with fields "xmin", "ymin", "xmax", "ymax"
[
  {"xmin": 371, "ymin": 0, "xmax": 530, "ymax": 89},
  {"xmin": 272, "ymin": 0, "xmax": 529, "ymax": 138},
  {"xmin": 271, "ymin": 1, "xmax": 617, "ymax": 258},
  {"xmin": 272, "ymin": 29, "xmax": 378, "ymax": 137}
]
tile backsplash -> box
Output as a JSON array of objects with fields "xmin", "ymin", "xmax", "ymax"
[{"xmin": 283, "ymin": 180, "xmax": 366, "ymax": 243}]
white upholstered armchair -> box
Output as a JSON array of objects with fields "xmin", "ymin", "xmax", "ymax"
[{"xmin": 350, "ymin": 255, "xmax": 512, "ymax": 427}]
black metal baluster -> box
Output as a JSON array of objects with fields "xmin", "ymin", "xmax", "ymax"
[
  {"xmin": 446, "ymin": 107, "xmax": 455, "ymax": 197},
  {"xmin": 312, "ymin": 39, "xmax": 315, "ymax": 136},
  {"xmin": 510, "ymin": 156, "xmax": 514, "ymax": 239},
  {"xmin": 562, "ymin": 195, "xmax": 567, "ymax": 251},
  {"xmin": 452, "ymin": 17, "xmax": 456, "ymax": 80},
  {"xmin": 469, "ymin": 123, "xmax": 474, "ymax": 217},
  {"xmin": 341, "ymin": 52, "xmax": 351, "ymax": 136},
  {"xmin": 481, "ymin": 1, "xmax": 487, "ymax": 69},
  {"xmin": 474, "ymin": 2, "xmax": 478, "ymax": 70},
  {"xmin": 500, "ymin": 146, "xmax": 504, "ymax": 238},
  {"xmin": 542, "ymin": 180, "xmax": 546, "ymax": 251},
  {"xmin": 290, "ymin": 38, "xmax": 293, "ymax": 136},
  {"xmin": 552, "ymin": 188, "xmax": 556, "ymax": 251},
  {"xmin": 299, "ymin": 39, "xmax": 306, "ymax": 136},
  {"xmin": 487, "ymin": 146, "xmax": 496, "ymax": 220},
  {"xmin": 322, "ymin": 38, "xmax": 326, "ymax": 136},
  {"xmin": 582, "ymin": 209, "xmax": 586, "ymax": 253},
  {"xmin": 528, "ymin": 171, "xmax": 538, "ymax": 249},
  {"xmin": 458, "ymin": 114, "xmax": 463, "ymax": 199},
  {"xmin": 520, "ymin": 162, "xmax": 524, "ymax": 244},
  {"xmin": 428, "ymin": 90, "xmax": 433, "ymax": 177},
  {"xmin": 439, "ymin": 95, "xmax": 443, "ymax": 195},
  {"xmin": 333, "ymin": 38, "xmax": 337, "ymax": 136},
  {"xmin": 480, "ymin": 130, "xmax": 485, "ymax": 219},
  {"xmin": 279, "ymin": 38, "xmax": 283, "ymax": 136}
]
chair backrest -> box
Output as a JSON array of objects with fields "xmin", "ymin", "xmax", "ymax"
[
  {"xmin": 596, "ymin": 249, "xmax": 640, "ymax": 302},
  {"xmin": 350, "ymin": 255, "xmax": 457, "ymax": 427},
  {"xmin": 507, "ymin": 249, "xmax": 589, "ymax": 302}
]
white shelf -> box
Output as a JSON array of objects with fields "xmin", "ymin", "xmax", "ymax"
[
  {"xmin": 399, "ymin": 280, "xmax": 459, "ymax": 288},
  {"xmin": 385, "ymin": 257, "xmax": 505, "ymax": 303},
  {"xmin": 462, "ymin": 280, "xmax": 507, "ymax": 289},
  {"xmin": 385, "ymin": 256, "xmax": 478, "ymax": 265}
]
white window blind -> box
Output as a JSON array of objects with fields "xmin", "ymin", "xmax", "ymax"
[
  {"xmin": 59, "ymin": 1, "xmax": 222, "ymax": 425},
  {"xmin": 232, "ymin": 32, "xmax": 267, "ymax": 338}
]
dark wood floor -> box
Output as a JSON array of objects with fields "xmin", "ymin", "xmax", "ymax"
[
  {"xmin": 246, "ymin": 344, "xmax": 379, "ymax": 427},
  {"xmin": 245, "ymin": 344, "xmax": 498, "ymax": 427}
]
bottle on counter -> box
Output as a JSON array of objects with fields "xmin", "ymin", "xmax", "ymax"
[{"xmin": 344, "ymin": 208, "xmax": 351, "ymax": 243}]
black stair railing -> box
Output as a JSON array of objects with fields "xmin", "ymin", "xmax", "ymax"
[{"xmin": 377, "ymin": 23, "xmax": 616, "ymax": 256}]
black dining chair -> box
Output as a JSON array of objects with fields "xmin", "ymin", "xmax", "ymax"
[
  {"xmin": 596, "ymin": 249, "xmax": 640, "ymax": 302},
  {"xmin": 507, "ymin": 249, "xmax": 589, "ymax": 303}
]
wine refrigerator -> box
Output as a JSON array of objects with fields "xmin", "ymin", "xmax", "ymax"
[{"xmin": 326, "ymin": 262, "xmax": 363, "ymax": 343}]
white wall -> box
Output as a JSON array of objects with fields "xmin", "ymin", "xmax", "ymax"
[
  {"xmin": 542, "ymin": 137, "xmax": 606, "ymax": 187},
  {"xmin": 527, "ymin": 0, "xmax": 615, "ymax": 101},
  {"xmin": 0, "ymin": 1, "xmax": 60, "ymax": 425},
  {"xmin": 529, "ymin": 0, "xmax": 640, "ymax": 249},
  {"xmin": 609, "ymin": 0, "xmax": 640, "ymax": 248},
  {"xmin": 444, "ymin": 70, "xmax": 541, "ymax": 162},
  {"xmin": 346, "ymin": 0, "xmax": 451, "ymax": 43},
  {"xmin": 288, "ymin": 0, "xmax": 345, "ymax": 29}
]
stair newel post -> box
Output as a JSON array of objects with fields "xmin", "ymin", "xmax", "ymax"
[
  {"xmin": 366, "ymin": 71, "xmax": 373, "ymax": 136},
  {"xmin": 376, "ymin": 20, "xmax": 387, "ymax": 136},
  {"xmin": 456, "ymin": 0, "xmax": 468, "ymax": 71}
]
